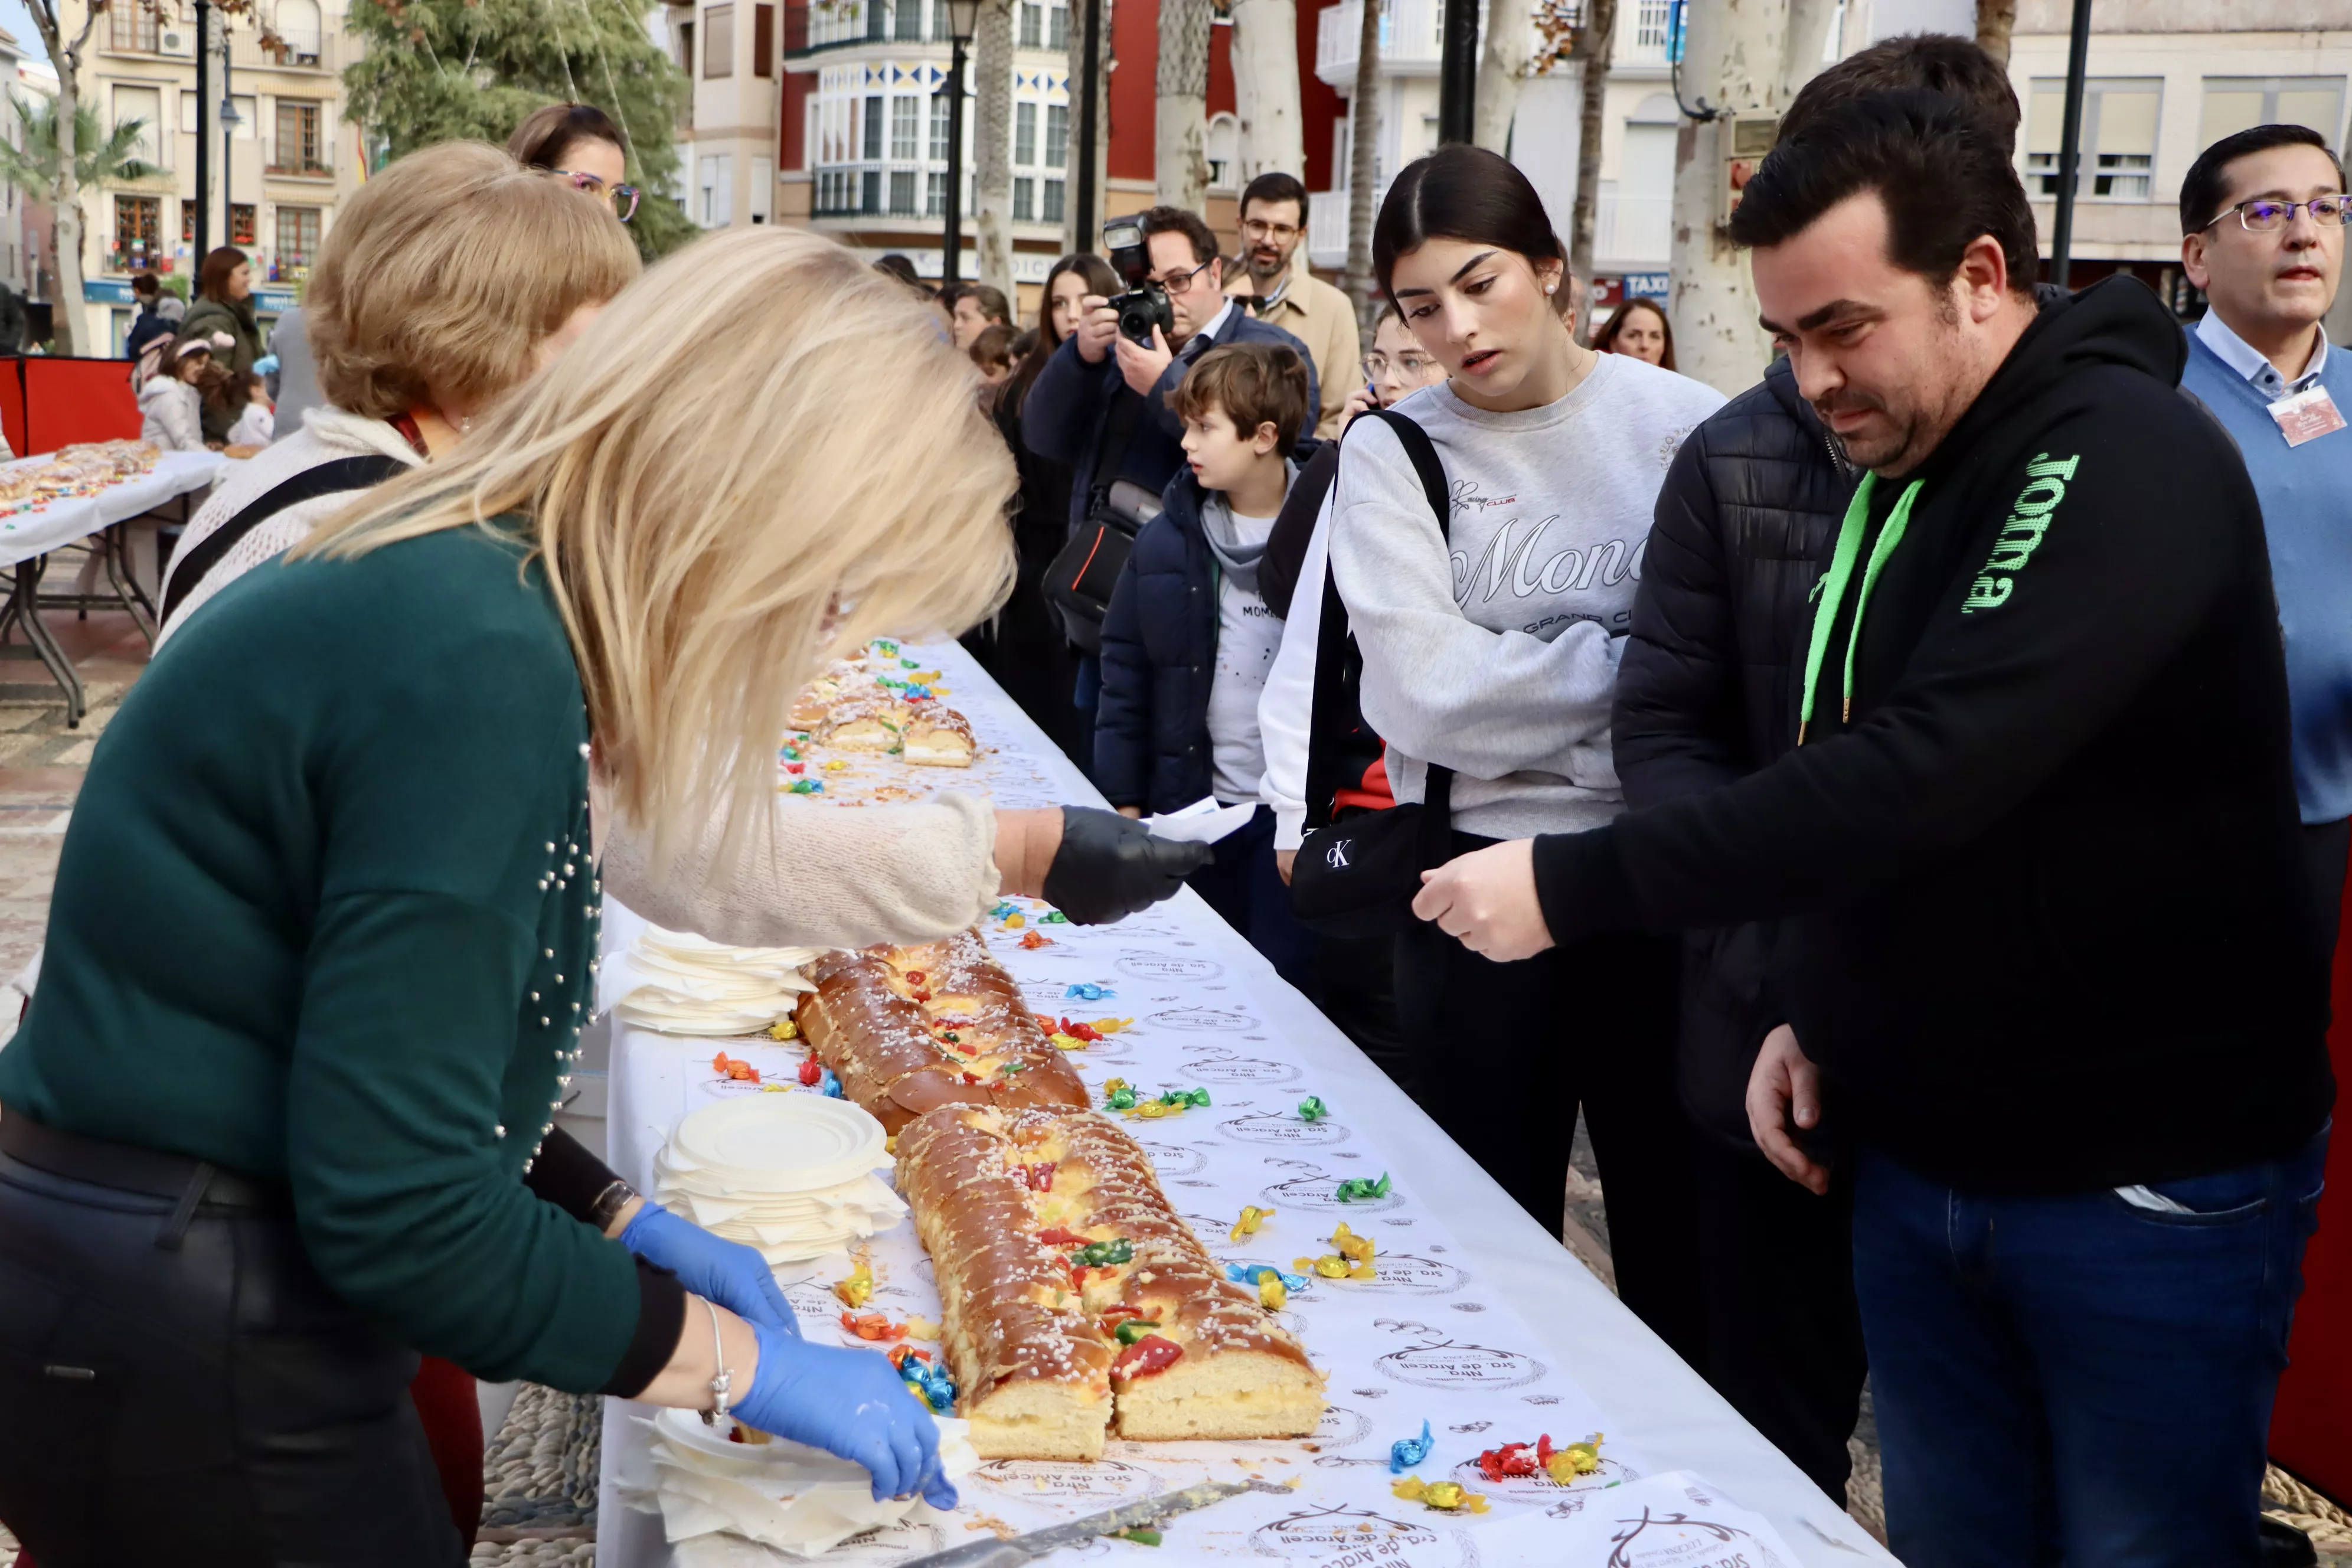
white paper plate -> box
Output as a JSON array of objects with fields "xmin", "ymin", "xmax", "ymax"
[{"xmin": 670, "ymin": 1094, "xmax": 888, "ymax": 1194}]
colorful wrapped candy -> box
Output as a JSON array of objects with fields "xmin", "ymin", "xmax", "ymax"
[
  {"xmin": 897, "ymin": 1353, "xmax": 956, "ymax": 1413},
  {"xmin": 1331, "ymin": 1223, "xmax": 1374, "ymax": 1268},
  {"xmin": 1226, "ymin": 1262, "xmax": 1309, "ymax": 1293},
  {"xmin": 1391, "ymin": 1476, "xmax": 1487, "ymax": 1514},
  {"xmin": 1064, "ymin": 982, "xmax": 1115, "ymax": 1001},
  {"xmin": 798, "ymin": 1056, "xmax": 824, "ymax": 1087},
  {"xmin": 1334, "ymin": 1172, "xmax": 1392, "ymax": 1203},
  {"xmin": 786, "ymin": 778, "xmax": 824, "ymax": 795},
  {"xmin": 1229, "ymin": 1205, "xmax": 1274, "ymax": 1242},
  {"xmin": 1019, "ymin": 928, "xmax": 1056, "ymax": 949},
  {"xmin": 1295, "ymin": 1223, "xmax": 1376, "ymax": 1281},
  {"xmin": 1103, "ymin": 1079, "xmax": 1139, "ymax": 1111},
  {"xmin": 711, "ymin": 1052, "xmax": 762, "ymax": 1084},
  {"xmin": 1390, "ymin": 1418, "xmax": 1435, "ymax": 1474},
  {"xmin": 816, "ymin": 1066, "xmax": 844, "ymax": 1099},
  {"xmin": 1256, "ymin": 1273, "xmax": 1288, "ymax": 1310},
  {"xmin": 1040, "ymin": 910, "xmax": 1071, "ymax": 925},
  {"xmin": 1538, "ymin": 1433, "xmax": 1603, "ymax": 1482},
  {"xmin": 766, "ymin": 1017, "xmax": 799, "ymax": 1041},
  {"xmin": 832, "ymin": 1260, "xmax": 874, "ymax": 1309},
  {"xmin": 1297, "ymin": 1096, "xmax": 1328, "ymax": 1123},
  {"xmin": 839, "ymin": 1311, "xmax": 906, "ymax": 1341}
]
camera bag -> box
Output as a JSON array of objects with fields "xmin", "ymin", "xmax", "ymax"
[
  {"xmin": 1044, "ymin": 386, "xmax": 1159, "ymax": 653},
  {"xmin": 1289, "ymin": 410, "xmax": 1456, "ymax": 939}
]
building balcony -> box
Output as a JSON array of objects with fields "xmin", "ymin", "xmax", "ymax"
[
  {"xmin": 1595, "ymin": 181, "xmax": 1670, "ymax": 268},
  {"xmin": 1314, "ymin": 0, "xmax": 1445, "ymax": 89},
  {"xmin": 263, "ymin": 139, "xmax": 334, "ymax": 181},
  {"xmin": 231, "ymin": 29, "xmax": 335, "ymax": 71},
  {"xmin": 1307, "ymin": 185, "xmax": 1356, "ymax": 270}
]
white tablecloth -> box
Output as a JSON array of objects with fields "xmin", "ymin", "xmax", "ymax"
[
  {"xmin": 597, "ymin": 640, "xmax": 1897, "ymax": 1568},
  {"xmin": 0, "ymin": 450, "xmax": 227, "ymax": 570}
]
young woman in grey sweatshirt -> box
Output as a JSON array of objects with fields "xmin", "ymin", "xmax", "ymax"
[{"xmin": 1328, "ymin": 145, "xmax": 1724, "ymax": 1364}]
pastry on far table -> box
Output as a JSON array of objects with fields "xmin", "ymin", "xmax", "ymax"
[{"xmin": 901, "ymin": 705, "xmax": 975, "ymax": 767}]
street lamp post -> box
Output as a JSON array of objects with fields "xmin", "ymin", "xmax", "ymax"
[{"xmin": 939, "ymin": 0, "xmax": 983, "ymax": 289}]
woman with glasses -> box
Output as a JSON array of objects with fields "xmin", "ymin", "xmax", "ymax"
[{"xmin": 509, "ymin": 101, "xmax": 643, "ymax": 224}]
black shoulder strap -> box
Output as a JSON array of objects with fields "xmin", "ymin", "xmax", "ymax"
[
  {"xmin": 161, "ymin": 454, "xmax": 407, "ymax": 625},
  {"xmin": 1087, "ymin": 386, "xmax": 1148, "ymax": 504},
  {"xmin": 1303, "ymin": 410, "xmax": 1453, "ymax": 834}
]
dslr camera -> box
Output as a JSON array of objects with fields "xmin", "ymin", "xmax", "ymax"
[{"xmin": 1103, "ymin": 217, "xmax": 1175, "ymax": 349}]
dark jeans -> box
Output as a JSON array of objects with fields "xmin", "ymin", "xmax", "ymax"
[
  {"xmin": 1394, "ymin": 858, "xmax": 1706, "ymax": 1370},
  {"xmin": 1853, "ymin": 1131, "xmax": 2330, "ymax": 1568},
  {"xmin": 0, "ymin": 1132, "xmax": 463, "ymax": 1567},
  {"xmin": 1188, "ymin": 804, "xmax": 1319, "ymax": 999},
  {"xmin": 1314, "ymin": 927, "xmax": 1416, "ymax": 1098},
  {"xmin": 1691, "ymin": 1137, "xmax": 1866, "ymax": 1502}
]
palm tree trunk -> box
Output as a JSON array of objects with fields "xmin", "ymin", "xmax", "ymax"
[
  {"xmin": 1230, "ymin": 0, "xmax": 1304, "ymax": 185},
  {"xmin": 1566, "ymin": 0, "xmax": 1615, "ymax": 345},
  {"xmin": 972, "ymin": 0, "xmax": 1017, "ymax": 299},
  {"xmin": 28, "ymin": 0, "xmax": 95, "ymax": 354},
  {"xmin": 1975, "ymin": 0, "xmax": 2017, "ymax": 67},
  {"xmin": 1342, "ymin": 0, "xmax": 1381, "ymax": 331},
  {"xmin": 1155, "ymin": 0, "xmax": 1212, "ymax": 210}
]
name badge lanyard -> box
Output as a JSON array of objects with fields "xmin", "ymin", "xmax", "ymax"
[{"xmin": 1798, "ymin": 472, "xmax": 1925, "ymax": 744}]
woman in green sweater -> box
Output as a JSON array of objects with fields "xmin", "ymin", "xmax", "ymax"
[
  {"xmin": 0, "ymin": 229, "xmax": 1014, "ymax": 1564},
  {"xmin": 179, "ymin": 245, "xmax": 266, "ymax": 443}
]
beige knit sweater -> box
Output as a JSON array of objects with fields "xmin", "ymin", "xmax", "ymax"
[{"xmin": 156, "ymin": 410, "xmax": 1002, "ymax": 948}]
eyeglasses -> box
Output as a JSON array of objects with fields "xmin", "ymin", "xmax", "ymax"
[
  {"xmin": 1364, "ymin": 351, "xmax": 1436, "ymax": 380},
  {"xmin": 554, "ymin": 169, "xmax": 641, "ymax": 224},
  {"xmin": 2206, "ymin": 195, "xmax": 2350, "ymax": 233},
  {"xmin": 1242, "ymin": 218, "xmax": 1301, "ymax": 243},
  {"xmin": 1152, "ymin": 260, "xmax": 1214, "ymax": 293}
]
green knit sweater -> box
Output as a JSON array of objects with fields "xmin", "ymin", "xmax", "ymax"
[{"xmin": 0, "ymin": 524, "xmax": 645, "ymax": 1392}]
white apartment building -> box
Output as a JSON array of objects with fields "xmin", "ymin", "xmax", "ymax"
[
  {"xmin": 660, "ymin": 0, "xmax": 782, "ymax": 231},
  {"xmin": 62, "ymin": 0, "xmax": 366, "ymax": 351},
  {"xmin": 1306, "ymin": 0, "xmax": 1687, "ymax": 293},
  {"xmin": 2001, "ymin": 0, "xmax": 2352, "ymax": 313},
  {"xmin": 1, "ymin": 25, "xmax": 47, "ymax": 302}
]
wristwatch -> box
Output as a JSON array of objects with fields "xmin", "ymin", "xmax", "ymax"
[{"xmin": 589, "ymin": 1177, "xmax": 639, "ymax": 1234}]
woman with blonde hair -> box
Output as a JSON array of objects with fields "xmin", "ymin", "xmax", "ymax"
[
  {"xmin": 157, "ymin": 139, "xmax": 639, "ymax": 639},
  {"xmin": 0, "ymin": 229, "xmax": 1005, "ymax": 1562}
]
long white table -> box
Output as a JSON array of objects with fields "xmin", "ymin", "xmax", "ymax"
[
  {"xmin": 0, "ymin": 450, "xmax": 226, "ymax": 723},
  {"xmin": 596, "ymin": 640, "xmax": 1898, "ymax": 1568}
]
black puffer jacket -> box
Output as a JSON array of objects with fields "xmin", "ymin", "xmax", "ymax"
[{"xmin": 1613, "ymin": 353, "xmax": 1854, "ymax": 1146}]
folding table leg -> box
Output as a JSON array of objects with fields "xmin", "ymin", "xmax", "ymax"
[{"xmin": 1, "ymin": 556, "xmax": 87, "ymax": 729}]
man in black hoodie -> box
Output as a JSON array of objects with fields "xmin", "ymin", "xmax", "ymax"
[
  {"xmin": 1611, "ymin": 34, "xmax": 2024, "ymax": 1504},
  {"xmin": 1418, "ymin": 92, "xmax": 2333, "ymax": 1566}
]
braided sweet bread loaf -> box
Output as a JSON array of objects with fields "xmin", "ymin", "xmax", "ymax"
[
  {"xmin": 897, "ymin": 1105, "xmax": 1325, "ymax": 1459},
  {"xmin": 798, "ymin": 932, "xmax": 1089, "ymax": 1132}
]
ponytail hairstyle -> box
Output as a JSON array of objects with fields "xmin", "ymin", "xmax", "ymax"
[{"xmin": 1373, "ymin": 144, "xmax": 1573, "ymax": 318}]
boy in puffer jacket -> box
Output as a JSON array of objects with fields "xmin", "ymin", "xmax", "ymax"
[{"xmin": 1096, "ymin": 342, "xmax": 1317, "ymax": 991}]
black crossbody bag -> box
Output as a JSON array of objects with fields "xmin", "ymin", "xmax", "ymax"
[
  {"xmin": 1043, "ymin": 389, "xmax": 1159, "ymax": 655},
  {"xmin": 159, "ymin": 454, "xmax": 407, "ymax": 625},
  {"xmin": 1289, "ymin": 410, "xmax": 1455, "ymax": 939}
]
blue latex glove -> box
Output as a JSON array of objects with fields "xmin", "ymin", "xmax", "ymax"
[
  {"xmin": 618, "ymin": 1204, "xmax": 799, "ymax": 1338},
  {"xmin": 734, "ymin": 1319, "xmax": 957, "ymax": 1509}
]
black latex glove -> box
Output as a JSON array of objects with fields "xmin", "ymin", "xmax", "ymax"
[{"xmin": 1041, "ymin": 806, "xmax": 1213, "ymax": 925}]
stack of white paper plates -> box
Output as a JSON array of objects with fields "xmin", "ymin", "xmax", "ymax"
[
  {"xmin": 653, "ymin": 1096, "xmax": 906, "ymax": 1263},
  {"xmin": 641, "ymin": 1409, "xmax": 976, "ymax": 1559},
  {"xmin": 614, "ymin": 927, "xmax": 822, "ymax": 1037}
]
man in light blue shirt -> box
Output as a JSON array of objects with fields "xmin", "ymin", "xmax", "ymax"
[{"xmin": 2179, "ymin": 122, "xmax": 2352, "ymax": 950}]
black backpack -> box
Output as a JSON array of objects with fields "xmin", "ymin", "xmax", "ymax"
[{"xmin": 1288, "ymin": 410, "xmax": 1456, "ymax": 939}]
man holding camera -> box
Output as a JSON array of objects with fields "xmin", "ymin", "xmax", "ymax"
[{"xmin": 1024, "ymin": 206, "xmax": 1319, "ymax": 747}]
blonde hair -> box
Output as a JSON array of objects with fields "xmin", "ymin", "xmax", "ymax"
[
  {"xmin": 306, "ymin": 141, "xmax": 642, "ymax": 420},
  {"xmin": 295, "ymin": 227, "xmax": 1015, "ymax": 865}
]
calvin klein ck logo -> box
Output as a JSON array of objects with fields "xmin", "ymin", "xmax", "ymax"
[{"xmin": 1325, "ymin": 839, "xmax": 1353, "ymax": 870}]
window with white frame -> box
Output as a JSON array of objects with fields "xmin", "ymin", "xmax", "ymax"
[
  {"xmin": 2026, "ymin": 78, "xmax": 2161, "ymax": 201},
  {"xmin": 1014, "ymin": 175, "xmax": 1035, "ymax": 222},
  {"xmin": 1048, "ymin": 2, "xmax": 1067, "ymax": 48},
  {"xmin": 704, "ymin": 4, "xmax": 734, "ymax": 77},
  {"xmin": 2199, "ymin": 77, "xmax": 2347, "ymax": 151},
  {"xmin": 891, "ymin": 96, "xmax": 920, "ymax": 161},
  {"xmin": 699, "ymin": 153, "xmax": 734, "ymax": 225},
  {"xmin": 1019, "ymin": 2, "xmax": 1043, "ymax": 48},
  {"xmin": 864, "ymin": 93, "xmax": 884, "ymax": 159},
  {"xmin": 1206, "ymin": 113, "xmax": 1237, "ymax": 191},
  {"xmin": 932, "ymin": 96, "xmax": 951, "ymax": 162},
  {"xmin": 1015, "ymin": 102, "xmax": 1037, "ymax": 166},
  {"xmin": 112, "ymin": 84, "xmax": 162, "ymax": 170},
  {"xmin": 894, "ymin": 0, "xmax": 923, "ymax": 43},
  {"xmin": 1046, "ymin": 104, "xmax": 1067, "ymax": 168}
]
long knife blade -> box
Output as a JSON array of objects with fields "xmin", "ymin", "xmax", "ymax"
[{"xmin": 898, "ymin": 1478, "xmax": 1288, "ymax": 1568}]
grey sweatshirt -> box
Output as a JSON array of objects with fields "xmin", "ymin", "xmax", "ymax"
[{"xmin": 1325, "ymin": 355, "xmax": 1725, "ymax": 839}]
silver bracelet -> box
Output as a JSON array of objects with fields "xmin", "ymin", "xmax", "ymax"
[{"xmin": 702, "ymin": 1299, "xmax": 734, "ymax": 1427}]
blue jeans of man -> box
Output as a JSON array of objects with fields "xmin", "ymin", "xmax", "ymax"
[{"xmin": 1853, "ymin": 1130, "xmax": 2329, "ymax": 1568}]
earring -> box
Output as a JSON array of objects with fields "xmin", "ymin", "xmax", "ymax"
[{"xmin": 1544, "ymin": 283, "xmax": 1557, "ymax": 295}]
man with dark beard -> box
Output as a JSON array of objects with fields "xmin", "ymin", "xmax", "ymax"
[{"xmin": 1229, "ymin": 172, "xmax": 1360, "ymax": 439}]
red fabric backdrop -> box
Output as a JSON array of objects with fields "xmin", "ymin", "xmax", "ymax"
[
  {"xmin": 2271, "ymin": 848, "xmax": 2352, "ymax": 1501},
  {"xmin": 8, "ymin": 358, "xmax": 142, "ymax": 456}
]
